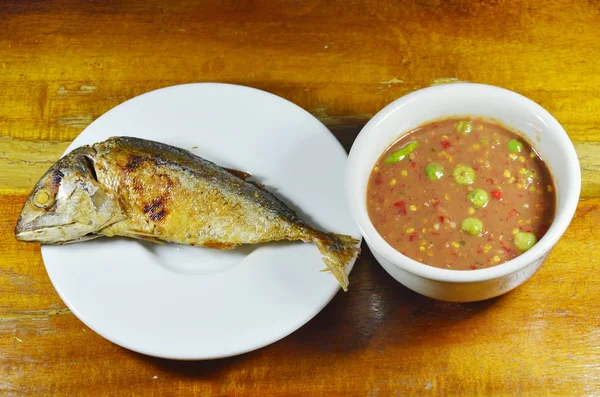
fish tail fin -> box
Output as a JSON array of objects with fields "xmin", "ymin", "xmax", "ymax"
[{"xmin": 314, "ymin": 233, "xmax": 361, "ymax": 292}]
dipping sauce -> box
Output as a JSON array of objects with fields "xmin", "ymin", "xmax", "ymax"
[{"xmin": 366, "ymin": 118, "xmax": 556, "ymax": 270}]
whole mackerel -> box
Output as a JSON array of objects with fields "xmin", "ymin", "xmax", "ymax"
[{"xmin": 15, "ymin": 137, "xmax": 359, "ymax": 290}]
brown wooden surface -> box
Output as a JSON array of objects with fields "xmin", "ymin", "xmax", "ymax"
[{"xmin": 1, "ymin": 1, "xmax": 599, "ymax": 396}]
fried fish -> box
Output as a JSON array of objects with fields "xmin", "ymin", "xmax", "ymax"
[{"xmin": 15, "ymin": 137, "xmax": 359, "ymax": 290}]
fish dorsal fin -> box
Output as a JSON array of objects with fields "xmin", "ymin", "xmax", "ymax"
[
  {"xmin": 225, "ymin": 168, "xmax": 265, "ymax": 189},
  {"xmin": 225, "ymin": 168, "xmax": 252, "ymax": 180}
]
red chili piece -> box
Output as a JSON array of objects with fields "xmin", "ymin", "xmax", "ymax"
[
  {"xmin": 507, "ymin": 208, "xmax": 520, "ymax": 218},
  {"xmin": 441, "ymin": 140, "xmax": 451, "ymax": 149},
  {"xmin": 491, "ymin": 189, "xmax": 503, "ymax": 200},
  {"xmin": 409, "ymin": 232, "xmax": 418, "ymax": 242},
  {"xmin": 393, "ymin": 200, "xmax": 407, "ymax": 215}
]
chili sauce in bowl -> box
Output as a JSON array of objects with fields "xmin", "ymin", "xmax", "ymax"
[{"xmin": 366, "ymin": 118, "xmax": 556, "ymax": 270}]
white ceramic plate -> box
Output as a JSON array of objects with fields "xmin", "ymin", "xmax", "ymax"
[{"xmin": 41, "ymin": 83, "xmax": 361, "ymax": 360}]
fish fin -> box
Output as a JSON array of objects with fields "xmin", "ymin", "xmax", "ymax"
[
  {"xmin": 313, "ymin": 233, "xmax": 361, "ymax": 292},
  {"xmin": 225, "ymin": 168, "xmax": 252, "ymax": 180},
  {"xmin": 136, "ymin": 236, "xmax": 166, "ymax": 245},
  {"xmin": 122, "ymin": 230, "xmax": 167, "ymax": 245},
  {"xmin": 53, "ymin": 234, "xmax": 101, "ymax": 244},
  {"xmin": 201, "ymin": 241, "xmax": 239, "ymax": 250},
  {"xmin": 226, "ymin": 168, "xmax": 265, "ymax": 188}
]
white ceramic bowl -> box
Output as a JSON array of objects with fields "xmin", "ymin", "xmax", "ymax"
[{"xmin": 346, "ymin": 83, "xmax": 580, "ymax": 302}]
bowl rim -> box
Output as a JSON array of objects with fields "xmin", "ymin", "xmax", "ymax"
[{"xmin": 345, "ymin": 82, "xmax": 581, "ymax": 283}]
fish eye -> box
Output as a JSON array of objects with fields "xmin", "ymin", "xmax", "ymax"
[{"xmin": 33, "ymin": 189, "xmax": 54, "ymax": 208}]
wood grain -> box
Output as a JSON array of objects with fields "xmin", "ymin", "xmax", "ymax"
[{"xmin": 1, "ymin": 1, "xmax": 599, "ymax": 396}]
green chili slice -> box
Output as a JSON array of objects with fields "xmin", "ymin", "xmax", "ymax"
[
  {"xmin": 456, "ymin": 120, "xmax": 473, "ymax": 135},
  {"xmin": 384, "ymin": 141, "xmax": 419, "ymax": 164},
  {"xmin": 508, "ymin": 139, "xmax": 524, "ymax": 153}
]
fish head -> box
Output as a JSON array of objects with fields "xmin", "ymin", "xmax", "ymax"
[{"xmin": 15, "ymin": 146, "xmax": 125, "ymax": 244}]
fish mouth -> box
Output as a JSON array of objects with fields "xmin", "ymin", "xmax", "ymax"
[
  {"xmin": 15, "ymin": 222, "xmax": 96, "ymax": 244},
  {"xmin": 15, "ymin": 231, "xmax": 34, "ymax": 242},
  {"xmin": 14, "ymin": 219, "xmax": 34, "ymax": 241},
  {"xmin": 15, "ymin": 227, "xmax": 49, "ymax": 242},
  {"xmin": 15, "ymin": 227, "xmax": 99, "ymax": 244}
]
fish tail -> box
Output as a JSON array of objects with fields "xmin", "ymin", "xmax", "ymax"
[{"xmin": 314, "ymin": 233, "xmax": 361, "ymax": 291}]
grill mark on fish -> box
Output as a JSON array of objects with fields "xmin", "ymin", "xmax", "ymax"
[
  {"xmin": 125, "ymin": 155, "xmax": 144, "ymax": 171},
  {"xmin": 132, "ymin": 177, "xmax": 143, "ymax": 192},
  {"xmin": 159, "ymin": 173, "xmax": 174, "ymax": 193},
  {"xmin": 149, "ymin": 208, "xmax": 167, "ymax": 222},
  {"xmin": 142, "ymin": 197, "xmax": 164, "ymax": 214},
  {"xmin": 143, "ymin": 196, "xmax": 168, "ymax": 222}
]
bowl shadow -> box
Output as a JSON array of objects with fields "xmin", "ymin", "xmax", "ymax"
[{"xmin": 280, "ymin": 243, "xmax": 506, "ymax": 354}]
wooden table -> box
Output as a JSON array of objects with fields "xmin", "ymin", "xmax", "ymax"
[{"xmin": 1, "ymin": 1, "xmax": 599, "ymax": 395}]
